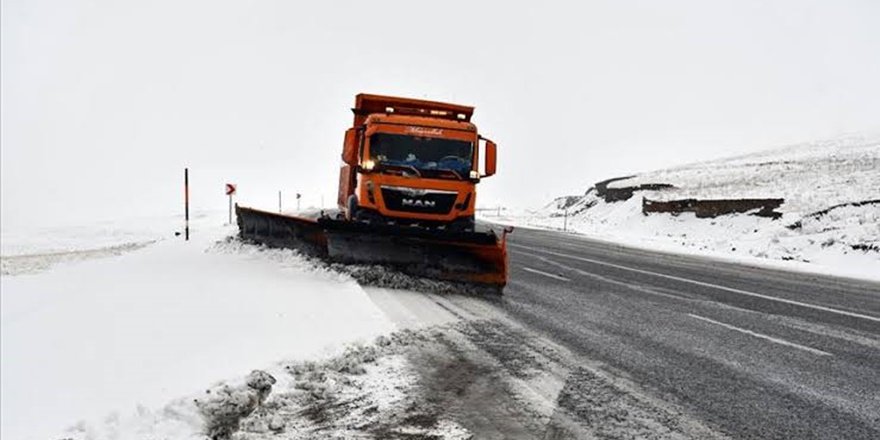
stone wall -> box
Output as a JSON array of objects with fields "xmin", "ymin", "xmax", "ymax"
[{"xmin": 642, "ymin": 198, "xmax": 784, "ymax": 219}]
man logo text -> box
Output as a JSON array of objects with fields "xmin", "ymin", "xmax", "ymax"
[{"xmin": 402, "ymin": 198, "xmax": 436, "ymax": 208}]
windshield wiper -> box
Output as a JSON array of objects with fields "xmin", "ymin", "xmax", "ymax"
[{"xmin": 435, "ymin": 168, "xmax": 464, "ymax": 180}]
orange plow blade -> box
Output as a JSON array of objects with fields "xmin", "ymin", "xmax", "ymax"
[
  {"xmin": 235, "ymin": 205, "xmax": 510, "ymax": 292},
  {"xmin": 320, "ymin": 218, "xmax": 509, "ymax": 289}
]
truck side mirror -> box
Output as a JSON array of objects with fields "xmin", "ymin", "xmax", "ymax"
[
  {"xmin": 342, "ymin": 128, "xmax": 358, "ymax": 165},
  {"xmin": 484, "ymin": 139, "xmax": 497, "ymax": 177}
]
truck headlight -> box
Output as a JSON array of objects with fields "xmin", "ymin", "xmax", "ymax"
[
  {"xmin": 363, "ymin": 160, "xmax": 375, "ymax": 171},
  {"xmin": 469, "ymin": 170, "xmax": 479, "ymax": 179}
]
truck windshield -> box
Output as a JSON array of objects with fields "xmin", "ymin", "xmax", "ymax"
[{"xmin": 369, "ymin": 133, "xmax": 473, "ymax": 179}]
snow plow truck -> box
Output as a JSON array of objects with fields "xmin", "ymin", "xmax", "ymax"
[{"xmin": 236, "ymin": 94, "xmax": 511, "ymax": 292}]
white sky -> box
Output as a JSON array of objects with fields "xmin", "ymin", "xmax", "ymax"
[{"xmin": 2, "ymin": 0, "xmax": 879, "ymax": 230}]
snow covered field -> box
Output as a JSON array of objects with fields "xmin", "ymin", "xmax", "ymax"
[
  {"xmin": 0, "ymin": 213, "xmax": 394, "ymax": 439},
  {"xmin": 495, "ymin": 135, "xmax": 880, "ymax": 281}
]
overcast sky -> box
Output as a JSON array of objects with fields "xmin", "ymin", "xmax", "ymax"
[{"xmin": 2, "ymin": 0, "xmax": 879, "ymax": 230}]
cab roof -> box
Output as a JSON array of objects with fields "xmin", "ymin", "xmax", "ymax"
[
  {"xmin": 353, "ymin": 93, "xmax": 475, "ymax": 127},
  {"xmin": 365, "ymin": 113, "xmax": 476, "ymax": 132}
]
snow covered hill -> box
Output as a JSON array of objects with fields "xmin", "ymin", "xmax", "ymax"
[{"xmin": 498, "ymin": 135, "xmax": 880, "ymax": 280}]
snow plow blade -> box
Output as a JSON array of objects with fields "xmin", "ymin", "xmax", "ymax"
[
  {"xmin": 235, "ymin": 205, "xmax": 510, "ymax": 290},
  {"xmin": 320, "ymin": 218, "xmax": 509, "ymax": 288},
  {"xmin": 236, "ymin": 206, "xmax": 328, "ymax": 257}
]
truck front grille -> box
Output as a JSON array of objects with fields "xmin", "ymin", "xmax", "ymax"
[{"xmin": 380, "ymin": 186, "xmax": 457, "ymax": 215}]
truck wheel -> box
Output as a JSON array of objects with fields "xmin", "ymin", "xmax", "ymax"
[
  {"xmin": 355, "ymin": 208, "xmax": 381, "ymax": 224},
  {"xmin": 346, "ymin": 195, "xmax": 359, "ymax": 221}
]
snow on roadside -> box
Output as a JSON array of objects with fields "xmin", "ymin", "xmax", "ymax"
[
  {"xmin": 194, "ymin": 316, "xmax": 724, "ymax": 439},
  {"xmin": 0, "ymin": 213, "xmax": 181, "ymax": 257},
  {"xmin": 0, "ymin": 214, "xmax": 395, "ymax": 440},
  {"xmin": 494, "ymin": 135, "xmax": 880, "ymax": 281}
]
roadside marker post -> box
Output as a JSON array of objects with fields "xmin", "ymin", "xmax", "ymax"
[
  {"xmin": 185, "ymin": 168, "xmax": 190, "ymax": 241},
  {"xmin": 297, "ymin": 193, "xmax": 301, "ymax": 211},
  {"xmin": 226, "ymin": 183, "xmax": 237, "ymax": 224},
  {"xmin": 278, "ymin": 190, "xmax": 282, "ymax": 213}
]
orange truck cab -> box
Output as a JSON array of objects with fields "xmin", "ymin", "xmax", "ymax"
[{"xmin": 338, "ymin": 94, "xmax": 498, "ymax": 231}]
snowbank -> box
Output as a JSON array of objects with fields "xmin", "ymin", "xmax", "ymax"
[
  {"xmin": 0, "ymin": 213, "xmax": 394, "ymax": 439},
  {"xmin": 496, "ymin": 135, "xmax": 880, "ymax": 281}
]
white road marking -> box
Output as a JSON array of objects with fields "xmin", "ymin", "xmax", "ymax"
[
  {"xmin": 688, "ymin": 314, "xmax": 833, "ymax": 357},
  {"xmin": 522, "ymin": 267, "xmax": 570, "ymax": 282},
  {"xmin": 524, "ymin": 253, "xmax": 691, "ymax": 302},
  {"xmin": 510, "ymin": 243, "xmax": 880, "ymax": 323}
]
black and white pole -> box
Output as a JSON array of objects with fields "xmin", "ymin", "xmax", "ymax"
[
  {"xmin": 296, "ymin": 193, "xmax": 301, "ymax": 211},
  {"xmin": 228, "ymin": 192, "xmax": 233, "ymax": 225},
  {"xmin": 184, "ymin": 168, "xmax": 190, "ymax": 241},
  {"xmin": 278, "ymin": 190, "xmax": 282, "ymax": 213},
  {"xmin": 564, "ymin": 208, "xmax": 568, "ymax": 232}
]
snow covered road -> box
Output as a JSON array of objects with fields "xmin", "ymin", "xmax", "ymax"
[{"xmin": 502, "ymin": 226, "xmax": 880, "ymax": 439}]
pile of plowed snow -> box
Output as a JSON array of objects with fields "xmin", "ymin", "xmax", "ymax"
[
  {"xmin": 0, "ymin": 214, "xmax": 395, "ymax": 440},
  {"xmin": 498, "ymin": 135, "xmax": 880, "ymax": 280}
]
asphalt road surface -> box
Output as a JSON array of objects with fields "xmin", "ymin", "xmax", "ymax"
[{"xmin": 492, "ymin": 225, "xmax": 880, "ymax": 439}]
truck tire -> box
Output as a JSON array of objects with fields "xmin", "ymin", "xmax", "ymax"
[
  {"xmin": 355, "ymin": 208, "xmax": 382, "ymax": 224},
  {"xmin": 346, "ymin": 195, "xmax": 358, "ymax": 221}
]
